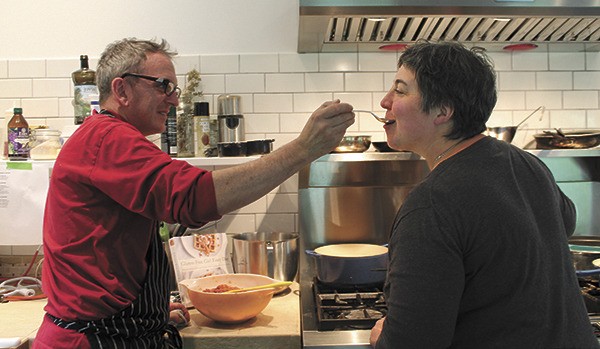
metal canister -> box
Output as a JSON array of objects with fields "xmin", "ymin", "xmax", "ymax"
[{"xmin": 217, "ymin": 94, "xmax": 244, "ymax": 143}]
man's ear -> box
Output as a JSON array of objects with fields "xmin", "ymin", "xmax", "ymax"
[
  {"xmin": 433, "ymin": 105, "xmax": 454, "ymax": 126},
  {"xmin": 112, "ymin": 77, "xmax": 130, "ymax": 107}
]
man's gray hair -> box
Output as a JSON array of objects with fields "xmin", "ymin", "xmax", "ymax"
[{"xmin": 96, "ymin": 38, "xmax": 177, "ymax": 103}]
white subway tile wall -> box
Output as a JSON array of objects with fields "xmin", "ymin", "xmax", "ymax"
[{"xmin": 2, "ymin": 50, "xmax": 600, "ymax": 257}]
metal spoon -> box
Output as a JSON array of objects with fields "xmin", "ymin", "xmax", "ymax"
[{"xmin": 354, "ymin": 110, "xmax": 387, "ymax": 124}]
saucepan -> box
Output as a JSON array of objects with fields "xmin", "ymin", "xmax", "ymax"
[
  {"xmin": 533, "ymin": 129, "xmax": 600, "ymax": 149},
  {"xmin": 306, "ymin": 243, "xmax": 388, "ymax": 285},
  {"xmin": 486, "ymin": 106, "xmax": 544, "ymax": 143}
]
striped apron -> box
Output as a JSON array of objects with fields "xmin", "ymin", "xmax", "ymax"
[{"xmin": 48, "ymin": 223, "xmax": 183, "ymax": 348}]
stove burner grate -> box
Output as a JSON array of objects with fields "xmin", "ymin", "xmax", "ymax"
[{"xmin": 313, "ymin": 279, "xmax": 387, "ymax": 331}]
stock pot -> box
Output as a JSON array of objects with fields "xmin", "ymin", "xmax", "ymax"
[
  {"xmin": 306, "ymin": 243, "xmax": 388, "ymax": 285},
  {"xmin": 232, "ymin": 232, "xmax": 299, "ymax": 281}
]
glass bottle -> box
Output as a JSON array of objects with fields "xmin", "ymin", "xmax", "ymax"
[
  {"xmin": 72, "ymin": 55, "xmax": 98, "ymax": 125},
  {"xmin": 161, "ymin": 106, "xmax": 178, "ymax": 156},
  {"xmin": 7, "ymin": 107, "xmax": 30, "ymax": 160},
  {"xmin": 193, "ymin": 102, "xmax": 211, "ymax": 158}
]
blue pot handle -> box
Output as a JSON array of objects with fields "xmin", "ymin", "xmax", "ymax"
[{"xmin": 576, "ymin": 269, "xmax": 600, "ymax": 277}]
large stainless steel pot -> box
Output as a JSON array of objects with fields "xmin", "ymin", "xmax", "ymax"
[
  {"xmin": 306, "ymin": 243, "xmax": 388, "ymax": 285},
  {"xmin": 232, "ymin": 232, "xmax": 299, "ymax": 281},
  {"xmin": 569, "ymin": 235, "xmax": 600, "ymax": 276}
]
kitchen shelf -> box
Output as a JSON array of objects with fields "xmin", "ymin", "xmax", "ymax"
[
  {"xmin": 316, "ymin": 147, "xmax": 600, "ymax": 163},
  {"xmin": 0, "ymin": 156, "xmax": 259, "ymax": 167},
  {"xmin": 525, "ymin": 148, "xmax": 600, "ymax": 158}
]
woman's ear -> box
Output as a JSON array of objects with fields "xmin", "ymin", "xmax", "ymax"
[
  {"xmin": 111, "ymin": 77, "xmax": 130, "ymax": 107},
  {"xmin": 433, "ymin": 105, "xmax": 454, "ymax": 126}
]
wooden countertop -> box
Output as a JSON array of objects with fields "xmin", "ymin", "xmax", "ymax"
[
  {"xmin": 0, "ymin": 298, "xmax": 45, "ymax": 349},
  {"xmin": 0, "ymin": 282, "xmax": 301, "ymax": 349},
  {"xmin": 180, "ymin": 282, "xmax": 301, "ymax": 349}
]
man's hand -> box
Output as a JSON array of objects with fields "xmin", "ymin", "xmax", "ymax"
[
  {"xmin": 169, "ymin": 302, "xmax": 190, "ymax": 327},
  {"xmin": 296, "ymin": 99, "xmax": 355, "ymax": 158}
]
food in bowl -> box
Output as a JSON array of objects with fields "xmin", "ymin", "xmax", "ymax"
[
  {"xmin": 203, "ymin": 284, "xmax": 241, "ymax": 293},
  {"xmin": 179, "ymin": 273, "xmax": 277, "ymax": 323}
]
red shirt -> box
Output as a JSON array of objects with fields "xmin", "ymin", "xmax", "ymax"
[{"xmin": 41, "ymin": 112, "xmax": 220, "ymax": 322}]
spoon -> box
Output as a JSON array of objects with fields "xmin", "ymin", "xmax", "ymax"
[
  {"xmin": 223, "ymin": 281, "xmax": 292, "ymax": 294},
  {"xmin": 353, "ymin": 110, "xmax": 387, "ymax": 124}
]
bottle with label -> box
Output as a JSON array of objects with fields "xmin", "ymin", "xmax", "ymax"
[
  {"xmin": 72, "ymin": 55, "xmax": 98, "ymax": 125},
  {"xmin": 161, "ymin": 106, "xmax": 178, "ymax": 156},
  {"xmin": 7, "ymin": 108, "xmax": 30, "ymax": 160},
  {"xmin": 193, "ymin": 102, "xmax": 216, "ymax": 158},
  {"xmin": 176, "ymin": 110, "xmax": 195, "ymax": 158}
]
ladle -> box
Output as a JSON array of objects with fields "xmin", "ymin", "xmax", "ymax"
[
  {"xmin": 354, "ymin": 110, "xmax": 387, "ymax": 123},
  {"xmin": 515, "ymin": 105, "xmax": 544, "ymax": 128},
  {"xmin": 486, "ymin": 106, "xmax": 544, "ymax": 143}
]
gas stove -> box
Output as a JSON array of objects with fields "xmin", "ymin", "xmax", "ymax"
[
  {"xmin": 313, "ymin": 279, "xmax": 386, "ymax": 331},
  {"xmin": 578, "ymin": 277, "xmax": 600, "ymax": 340},
  {"xmin": 300, "ymin": 245, "xmax": 387, "ymax": 348}
]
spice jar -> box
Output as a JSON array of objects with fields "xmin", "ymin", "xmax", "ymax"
[{"xmin": 30, "ymin": 129, "xmax": 62, "ymax": 160}]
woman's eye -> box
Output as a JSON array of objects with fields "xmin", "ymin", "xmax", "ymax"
[{"xmin": 394, "ymin": 89, "xmax": 405, "ymax": 95}]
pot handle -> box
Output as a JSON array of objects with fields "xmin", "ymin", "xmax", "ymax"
[
  {"xmin": 305, "ymin": 249, "xmax": 319, "ymax": 257},
  {"xmin": 576, "ymin": 269, "xmax": 600, "ymax": 277},
  {"xmin": 266, "ymin": 241, "xmax": 274, "ymax": 279}
]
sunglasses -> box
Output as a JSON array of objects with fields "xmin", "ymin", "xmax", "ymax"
[{"xmin": 121, "ymin": 73, "xmax": 181, "ymax": 98}]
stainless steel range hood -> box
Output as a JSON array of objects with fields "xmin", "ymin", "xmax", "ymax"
[{"xmin": 298, "ymin": 0, "xmax": 600, "ymax": 52}]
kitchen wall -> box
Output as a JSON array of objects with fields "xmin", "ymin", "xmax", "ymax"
[{"xmin": 1, "ymin": 0, "xmax": 600, "ymax": 276}]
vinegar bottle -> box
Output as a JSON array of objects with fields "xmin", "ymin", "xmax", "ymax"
[
  {"xmin": 7, "ymin": 107, "xmax": 30, "ymax": 160},
  {"xmin": 72, "ymin": 55, "xmax": 98, "ymax": 125}
]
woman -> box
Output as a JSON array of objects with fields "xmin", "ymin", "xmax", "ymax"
[{"xmin": 369, "ymin": 41, "xmax": 598, "ymax": 348}]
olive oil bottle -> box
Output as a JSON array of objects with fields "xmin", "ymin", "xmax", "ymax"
[{"xmin": 72, "ymin": 55, "xmax": 98, "ymax": 125}]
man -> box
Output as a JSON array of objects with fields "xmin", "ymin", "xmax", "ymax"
[
  {"xmin": 34, "ymin": 38, "xmax": 354, "ymax": 348},
  {"xmin": 369, "ymin": 41, "xmax": 598, "ymax": 348}
]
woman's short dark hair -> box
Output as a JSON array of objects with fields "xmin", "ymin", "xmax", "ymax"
[{"xmin": 398, "ymin": 40, "xmax": 497, "ymax": 139}]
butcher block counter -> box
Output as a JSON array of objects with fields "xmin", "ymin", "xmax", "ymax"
[
  {"xmin": 180, "ymin": 282, "xmax": 301, "ymax": 349},
  {"xmin": 0, "ymin": 283, "xmax": 301, "ymax": 349}
]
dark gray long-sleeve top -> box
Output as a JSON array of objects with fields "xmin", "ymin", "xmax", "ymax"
[{"xmin": 377, "ymin": 136, "xmax": 599, "ymax": 349}]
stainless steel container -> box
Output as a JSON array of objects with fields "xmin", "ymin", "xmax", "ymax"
[
  {"xmin": 217, "ymin": 94, "xmax": 245, "ymax": 143},
  {"xmin": 232, "ymin": 232, "xmax": 299, "ymax": 281}
]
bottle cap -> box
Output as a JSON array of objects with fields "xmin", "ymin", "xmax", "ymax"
[
  {"xmin": 194, "ymin": 102, "xmax": 209, "ymax": 116},
  {"xmin": 168, "ymin": 106, "xmax": 177, "ymax": 117},
  {"xmin": 13, "ymin": 108, "xmax": 22, "ymax": 114}
]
